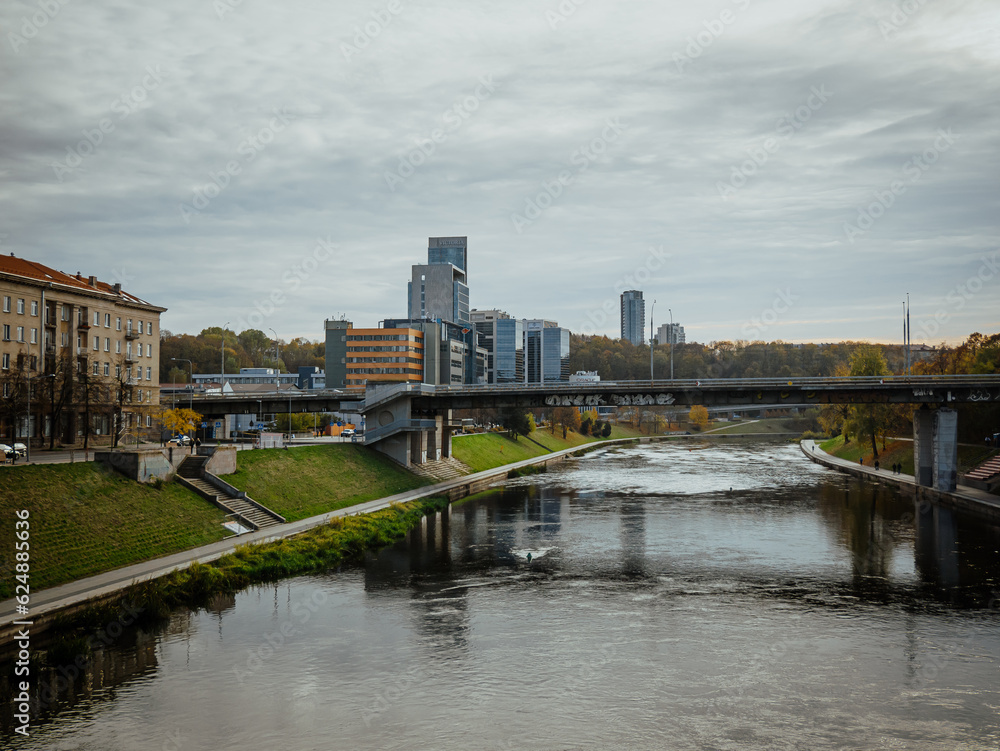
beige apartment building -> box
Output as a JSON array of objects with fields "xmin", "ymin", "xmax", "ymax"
[{"xmin": 0, "ymin": 253, "xmax": 166, "ymax": 447}]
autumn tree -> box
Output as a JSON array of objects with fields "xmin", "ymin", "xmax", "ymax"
[
  {"xmin": 688, "ymin": 405, "xmax": 709, "ymax": 430},
  {"xmin": 844, "ymin": 344, "xmax": 891, "ymax": 459},
  {"xmin": 161, "ymin": 407, "xmax": 203, "ymax": 437}
]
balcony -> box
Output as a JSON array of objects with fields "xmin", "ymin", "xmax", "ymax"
[{"xmin": 125, "ymin": 329, "xmax": 139, "ymax": 340}]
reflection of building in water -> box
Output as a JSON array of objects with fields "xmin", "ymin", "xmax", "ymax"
[
  {"xmin": 364, "ymin": 507, "xmax": 471, "ymax": 652},
  {"xmin": 0, "ymin": 631, "xmax": 159, "ymax": 733},
  {"xmin": 914, "ymin": 502, "xmax": 1000, "ymax": 605},
  {"xmin": 618, "ymin": 499, "xmax": 648, "ymax": 577}
]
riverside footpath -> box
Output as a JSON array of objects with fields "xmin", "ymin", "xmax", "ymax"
[{"xmin": 801, "ymin": 439, "xmax": 1000, "ymax": 521}]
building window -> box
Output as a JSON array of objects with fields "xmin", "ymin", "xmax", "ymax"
[
  {"xmin": 146, "ymin": 343, "xmax": 152, "ymax": 357},
  {"xmin": 93, "ymin": 311, "xmax": 99, "ymax": 325},
  {"xmin": 137, "ymin": 345, "xmax": 142, "ymax": 358},
  {"xmin": 115, "ymin": 365, "xmax": 121, "ymax": 379},
  {"xmin": 2, "ymin": 296, "xmax": 9, "ymax": 312},
  {"xmin": 116, "ymin": 340, "xmax": 121, "ymax": 354},
  {"xmin": 104, "ymin": 362, "xmax": 110, "ymax": 376},
  {"xmin": 104, "ymin": 313, "xmax": 111, "ymax": 327},
  {"xmin": 138, "ymin": 321, "xmax": 144, "ymax": 334},
  {"xmin": 1, "ymin": 353, "xmax": 9, "ymax": 370},
  {"xmin": 104, "ymin": 338, "xmax": 110, "ymax": 352},
  {"xmin": 138, "ymin": 390, "xmax": 144, "ymax": 403},
  {"xmin": 31, "ymin": 301, "xmax": 38, "ymax": 316},
  {"xmin": 93, "ymin": 361, "xmax": 99, "ymax": 376},
  {"xmin": 29, "ymin": 355, "xmax": 36, "ymax": 371},
  {"xmin": 17, "ymin": 299, "xmax": 24, "ymax": 314},
  {"xmin": 117, "ymin": 317, "xmax": 122, "ymax": 331},
  {"xmin": 2, "ymin": 383, "xmax": 7, "ymax": 397},
  {"xmin": 16, "ymin": 326, "xmax": 24, "ymax": 342},
  {"xmin": 61, "ymin": 332, "xmax": 69, "ymax": 347},
  {"xmin": 93, "ymin": 336, "xmax": 99, "ymax": 351},
  {"xmin": 146, "ymin": 366, "xmax": 152, "ymax": 380},
  {"xmin": 30, "ymin": 328, "xmax": 37, "ymax": 344},
  {"xmin": 2, "ymin": 324, "xmax": 9, "ymax": 341},
  {"xmin": 61, "ymin": 305, "xmax": 69, "ymax": 321},
  {"xmin": 147, "ymin": 390, "xmax": 151, "ymax": 402}
]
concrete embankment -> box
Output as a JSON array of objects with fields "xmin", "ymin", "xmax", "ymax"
[{"xmin": 801, "ymin": 439, "xmax": 1000, "ymax": 522}]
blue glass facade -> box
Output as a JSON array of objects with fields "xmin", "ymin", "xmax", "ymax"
[{"xmin": 494, "ymin": 318, "xmax": 524, "ymax": 383}]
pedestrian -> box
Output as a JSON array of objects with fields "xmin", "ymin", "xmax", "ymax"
[
  {"xmin": 859, "ymin": 458, "xmax": 863, "ymax": 466},
  {"xmin": 874, "ymin": 460, "xmax": 880, "ymax": 471}
]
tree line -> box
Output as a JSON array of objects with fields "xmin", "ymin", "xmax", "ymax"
[{"xmin": 160, "ymin": 327, "xmax": 324, "ymax": 383}]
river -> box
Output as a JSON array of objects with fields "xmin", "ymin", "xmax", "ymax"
[{"xmin": 5, "ymin": 440, "xmax": 1000, "ymax": 750}]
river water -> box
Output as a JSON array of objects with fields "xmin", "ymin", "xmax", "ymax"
[{"xmin": 5, "ymin": 440, "xmax": 1000, "ymax": 750}]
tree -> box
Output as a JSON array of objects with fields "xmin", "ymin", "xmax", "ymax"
[
  {"xmin": 552, "ymin": 406, "xmax": 581, "ymax": 435},
  {"xmin": 162, "ymin": 408, "xmax": 203, "ymax": 437},
  {"xmin": 499, "ymin": 407, "xmax": 532, "ymax": 440},
  {"xmin": 845, "ymin": 344, "xmax": 891, "ymax": 459},
  {"xmin": 601, "ymin": 421, "xmax": 612, "ymax": 437},
  {"xmin": 580, "ymin": 416, "xmax": 592, "ymax": 436},
  {"xmin": 689, "ymin": 405, "xmax": 709, "ymax": 430}
]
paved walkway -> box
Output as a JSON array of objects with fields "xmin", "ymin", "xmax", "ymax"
[
  {"xmin": 0, "ymin": 437, "xmax": 623, "ymax": 631},
  {"xmin": 800, "ymin": 439, "xmax": 1000, "ymax": 513}
]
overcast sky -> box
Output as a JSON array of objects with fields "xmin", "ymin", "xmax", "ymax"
[{"xmin": 2, "ymin": 0, "xmax": 997, "ymax": 346}]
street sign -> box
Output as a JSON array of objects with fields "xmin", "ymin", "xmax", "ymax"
[
  {"xmin": 215, "ymin": 421, "xmax": 222, "ymax": 428},
  {"xmin": 201, "ymin": 422, "xmax": 207, "ymax": 428}
]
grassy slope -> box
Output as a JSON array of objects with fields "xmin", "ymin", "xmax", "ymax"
[
  {"xmin": 452, "ymin": 426, "xmax": 640, "ymax": 473},
  {"xmin": 0, "ymin": 463, "xmax": 229, "ymax": 599},
  {"xmin": 225, "ymin": 444, "xmax": 431, "ymax": 522},
  {"xmin": 818, "ymin": 435, "xmax": 997, "ymax": 475}
]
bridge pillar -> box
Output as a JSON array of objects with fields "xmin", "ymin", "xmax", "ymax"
[
  {"xmin": 410, "ymin": 430, "xmax": 427, "ymax": 465},
  {"xmin": 913, "ymin": 407, "xmax": 958, "ymax": 492}
]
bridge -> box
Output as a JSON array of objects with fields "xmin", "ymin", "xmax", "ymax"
[{"xmin": 179, "ymin": 374, "xmax": 1000, "ymax": 494}]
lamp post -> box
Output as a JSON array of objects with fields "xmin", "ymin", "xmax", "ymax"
[
  {"xmin": 171, "ymin": 358, "xmax": 193, "ymax": 412},
  {"xmin": 269, "ymin": 326, "xmax": 280, "ymax": 393},
  {"xmin": 24, "ymin": 373, "xmax": 54, "ymax": 464},
  {"xmin": 649, "ymin": 299, "xmax": 656, "ymax": 383},
  {"xmin": 669, "ymin": 308, "xmax": 674, "ymax": 381},
  {"xmin": 221, "ymin": 322, "xmax": 230, "ymax": 387}
]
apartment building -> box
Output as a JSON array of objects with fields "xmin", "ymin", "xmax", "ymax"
[{"xmin": 0, "ymin": 253, "xmax": 166, "ymax": 446}]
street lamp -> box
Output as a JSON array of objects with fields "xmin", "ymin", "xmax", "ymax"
[
  {"xmin": 171, "ymin": 358, "xmax": 193, "ymax": 411},
  {"xmin": 269, "ymin": 326, "xmax": 280, "ymax": 392},
  {"xmin": 669, "ymin": 308, "xmax": 674, "ymax": 381},
  {"xmin": 24, "ymin": 373, "xmax": 54, "ymax": 464},
  {"xmin": 221, "ymin": 322, "xmax": 230, "ymax": 387},
  {"xmin": 649, "ymin": 299, "xmax": 656, "ymax": 383}
]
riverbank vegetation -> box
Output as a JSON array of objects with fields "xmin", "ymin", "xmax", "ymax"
[
  {"xmin": 47, "ymin": 497, "xmax": 449, "ymax": 652},
  {"xmin": 0, "ymin": 462, "xmax": 229, "ymax": 599},
  {"xmin": 225, "ymin": 444, "xmax": 431, "ymax": 521}
]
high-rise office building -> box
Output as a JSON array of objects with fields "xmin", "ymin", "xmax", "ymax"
[
  {"xmin": 656, "ymin": 322, "xmax": 685, "ymax": 346},
  {"xmin": 471, "ymin": 309, "xmax": 524, "ymax": 384},
  {"xmin": 620, "ymin": 290, "xmax": 645, "ymax": 345},
  {"xmin": 523, "ymin": 319, "xmax": 570, "ymax": 383},
  {"xmin": 407, "ymin": 236, "xmax": 470, "ymax": 325}
]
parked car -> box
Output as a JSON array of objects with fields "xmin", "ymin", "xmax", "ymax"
[
  {"xmin": 13, "ymin": 443, "xmax": 27, "ymax": 458},
  {"xmin": 168, "ymin": 435, "xmax": 192, "ymax": 446},
  {"xmin": 0, "ymin": 444, "xmax": 13, "ymax": 462},
  {"xmin": 341, "ymin": 428, "xmax": 355, "ymax": 438}
]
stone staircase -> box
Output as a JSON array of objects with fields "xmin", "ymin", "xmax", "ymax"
[
  {"xmin": 964, "ymin": 453, "xmax": 1000, "ymax": 492},
  {"xmin": 176, "ymin": 456, "xmax": 284, "ymax": 531},
  {"xmin": 409, "ymin": 457, "xmax": 472, "ymax": 482}
]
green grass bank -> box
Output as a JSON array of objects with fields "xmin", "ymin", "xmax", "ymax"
[
  {"xmin": 226, "ymin": 443, "xmax": 431, "ymax": 521},
  {"xmin": 452, "ymin": 426, "xmax": 641, "ymax": 473},
  {"xmin": 0, "ymin": 462, "xmax": 230, "ymax": 600},
  {"xmin": 819, "ymin": 435, "xmax": 998, "ymax": 475}
]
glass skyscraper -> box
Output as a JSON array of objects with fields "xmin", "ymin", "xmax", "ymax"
[{"xmin": 620, "ymin": 290, "xmax": 645, "ymax": 345}]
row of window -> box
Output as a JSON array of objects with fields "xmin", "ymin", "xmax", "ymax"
[
  {"xmin": 89, "ymin": 337, "xmax": 153, "ymax": 357},
  {"xmin": 0, "ymin": 297, "xmax": 156, "ymax": 335},
  {"xmin": 346, "ymin": 357, "xmax": 423, "ymax": 364},
  {"xmin": 346, "ymin": 345, "xmax": 420, "ymax": 353},
  {"xmin": 346, "ymin": 334, "xmax": 422, "ymax": 342},
  {"xmin": 346, "ymin": 367, "xmax": 424, "ymax": 375},
  {"xmin": 1, "ymin": 324, "xmax": 38, "ymax": 343}
]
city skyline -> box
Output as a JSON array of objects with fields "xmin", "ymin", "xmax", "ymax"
[{"xmin": 2, "ymin": 1, "xmax": 996, "ymax": 346}]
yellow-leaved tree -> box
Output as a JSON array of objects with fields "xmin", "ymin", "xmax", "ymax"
[
  {"xmin": 161, "ymin": 408, "xmax": 202, "ymax": 438},
  {"xmin": 688, "ymin": 405, "xmax": 709, "ymax": 430}
]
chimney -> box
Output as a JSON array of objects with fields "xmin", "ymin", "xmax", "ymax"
[
  {"xmin": 88, "ymin": 275, "xmax": 97, "ymax": 287},
  {"xmin": 113, "ymin": 283, "xmax": 122, "ymax": 294}
]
